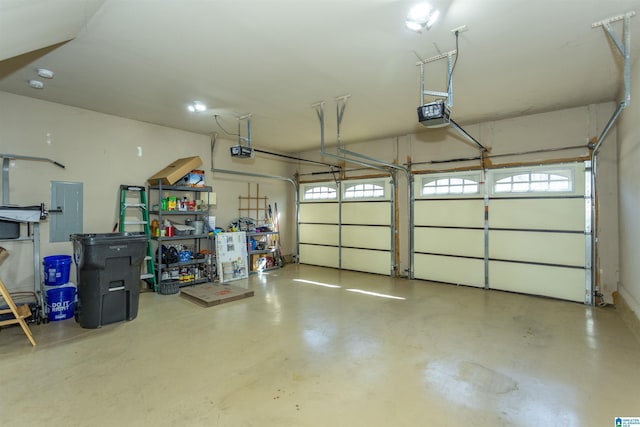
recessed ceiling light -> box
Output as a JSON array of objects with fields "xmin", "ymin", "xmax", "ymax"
[
  {"xmin": 36, "ymin": 68, "xmax": 54, "ymax": 79},
  {"xmin": 28, "ymin": 79, "xmax": 44, "ymax": 89},
  {"xmin": 187, "ymin": 101, "xmax": 207, "ymax": 113},
  {"xmin": 405, "ymin": 3, "xmax": 440, "ymax": 32}
]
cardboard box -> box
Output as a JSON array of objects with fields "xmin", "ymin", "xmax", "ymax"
[
  {"xmin": 180, "ymin": 283, "xmax": 254, "ymax": 307},
  {"xmin": 188, "ymin": 169, "xmax": 205, "ymax": 187},
  {"xmin": 148, "ymin": 156, "xmax": 202, "ymax": 185},
  {"xmin": 250, "ymin": 253, "xmax": 275, "ymax": 272}
]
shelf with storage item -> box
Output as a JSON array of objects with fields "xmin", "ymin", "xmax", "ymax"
[
  {"xmin": 148, "ymin": 183, "xmax": 215, "ymax": 294},
  {"xmin": 246, "ymin": 230, "xmax": 282, "ymax": 274}
]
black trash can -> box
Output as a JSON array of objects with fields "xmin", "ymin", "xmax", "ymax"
[{"xmin": 70, "ymin": 232, "xmax": 147, "ymax": 329}]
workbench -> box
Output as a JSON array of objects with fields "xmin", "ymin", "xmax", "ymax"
[{"xmin": 0, "ymin": 205, "xmax": 48, "ymax": 323}]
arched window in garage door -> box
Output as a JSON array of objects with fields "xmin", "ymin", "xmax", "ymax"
[
  {"xmin": 421, "ymin": 176, "xmax": 480, "ymax": 196},
  {"xmin": 493, "ymin": 169, "xmax": 573, "ymax": 194},
  {"xmin": 303, "ymin": 185, "xmax": 337, "ymax": 200},
  {"xmin": 343, "ymin": 181, "xmax": 386, "ymax": 199}
]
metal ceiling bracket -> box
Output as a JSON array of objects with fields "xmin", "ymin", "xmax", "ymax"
[
  {"xmin": 414, "ymin": 40, "xmax": 488, "ymax": 153},
  {"xmin": 332, "ymin": 98, "xmax": 413, "ymax": 279},
  {"xmin": 312, "ymin": 100, "xmax": 399, "ymax": 276},
  {"xmin": 312, "ymin": 101, "xmax": 327, "ymax": 152},
  {"xmin": 591, "ymin": 10, "xmax": 635, "ymax": 154},
  {"xmin": 312, "ymin": 100, "xmax": 388, "ymax": 174},
  {"xmin": 335, "ymin": 95, "xmax": 351, "ymax": 149},
  {"xmin": 334, "ymin": 96, "xmax": 404, "ymax": 170},
  {"xmin": 592, "ymin": 11, "xmax": 635, "ymax": 109},
  {"xmin": 589, "ymin": 11, "xmax": 635, "ymax": 307},
  {"xmin": 237, "ymin": 114, "xmax": 252, "ymax": 147},
  {"xmin": 417, "ymin": 49, "xmax": 456, "ymax": 108}
]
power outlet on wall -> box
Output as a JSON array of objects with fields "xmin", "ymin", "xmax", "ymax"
[{"xmin": 208, "ymin": 192, "xmax": 217, "ymax": 205}]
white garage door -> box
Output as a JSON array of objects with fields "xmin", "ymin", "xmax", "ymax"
[
  {"xmin": 487, "ymin": 163, "xmax": 588, "ymax": 302},
  {"xmin": 413, "ymin": 163, "xmax": 590, "ymax": 303},
  {"xmin": 299, "ymin": 178, "xmax": 394, "ymax": 275},
  {"xmin": 298, "ymin": 182, "xmax": 340, "ymax": 268},
  {"xmin": 413, "ymin": 171, "xmax": 485, "ymax": 287}
]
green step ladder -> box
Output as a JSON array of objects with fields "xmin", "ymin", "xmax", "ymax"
[{"xmin": 118, "ymin": 185, "xmax": 157, "ymax": 291}]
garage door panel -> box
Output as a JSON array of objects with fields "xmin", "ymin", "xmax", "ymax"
[
  {"xmin": 299, "ymin": 203, "xmax": 339, "ymax": 223},
  {"xmin": 299, "ymin": 244, "xmax": 339, "ymax": 268},
  {"xmin": 490, "ymin": 198, "xmax": 585, "ymax": 231},
  {"xmin": 412, "ymin": 163, "xmax": 588, "ymax": 302},
  {"xmin": 414, "ymin": 254, "xmax": 484, "ymax": 287},
  {"xmin": 342, "ymin": 202, "xmax": 390, "ymax": 225},
  {"xmin": 300, "ymin": 224, "xmax": 339, "ymax": 246},
  {"xmin": 342, "ymin": 225, "xmax": 390, "ymax": 250},
  {"xmin": 414, "ymin": 199, "xmax": 484, "ymax": 227},
  {"xmin": 342, "ymin": 248, "xmax": 390, "ymax": 275},
  {"xmin": 490, "ymin": 261, "xmax": 585, "ymax": 302},
  {"xmin": 489, "ymin": 230, "xmax": 585, "ymax": 266},
  {"xmin": 414, "ymin": 228, "xmax": 484, "ymax": 258}
]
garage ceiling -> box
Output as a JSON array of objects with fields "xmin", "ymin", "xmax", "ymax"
[{"xmin": 0, "ymin": 0, "xmax": 637, "ymax": 152}]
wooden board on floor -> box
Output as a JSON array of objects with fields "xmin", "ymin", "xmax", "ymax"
[{"xmin": 180, "ymin": 283, "xmax": 254, "ymax": 307}]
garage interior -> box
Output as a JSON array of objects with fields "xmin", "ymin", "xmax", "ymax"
[{"xmin": 1, "ymin": 1, "xmax": 640, "ymax": 426}]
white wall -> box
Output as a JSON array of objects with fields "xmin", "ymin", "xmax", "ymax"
[
  {"xmin": 294, "ymin": 103, "xmax": 619, "ymax": 303},
  {"xmin": 0, "ymin": 92, "xmax": 292, "ymax": 292},
  {"xmin": 617, "ymin": 54, "xmax": 640, "ymax": 321}
]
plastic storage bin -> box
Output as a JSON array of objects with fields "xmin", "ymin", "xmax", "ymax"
[
  {"xmin": 43, "ymin": 255, "xmax": 72, "ymax": 286},
  {"xmin": 70, "ymin": 232, "xmax": 147, "ymax": 329},
  {"xmin": 46, "ymin": 283, "xmax": 76, "ymax": 321}
]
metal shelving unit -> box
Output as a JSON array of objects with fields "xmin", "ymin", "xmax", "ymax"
[
  {"xmin": 246, "ymin": 231, "xmax": 281, "ymax": 274},
  {"xmin": 148, "ymin": 183, "xmax": 215, "ymax": 293}
]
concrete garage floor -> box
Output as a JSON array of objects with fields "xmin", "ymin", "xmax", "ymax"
[{"xmin": 1, "ymin": 264, "xmax": 639, "ymax": 427}]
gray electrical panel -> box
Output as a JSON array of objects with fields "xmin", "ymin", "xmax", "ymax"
[{"xmin": 50, "ymin": 181, "xmax": 83, "ymax": 243}]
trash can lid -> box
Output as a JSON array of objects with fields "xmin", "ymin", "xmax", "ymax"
[{"xmin": 70, "ymin": 232, "xmax": 148, "ymax": 244}]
